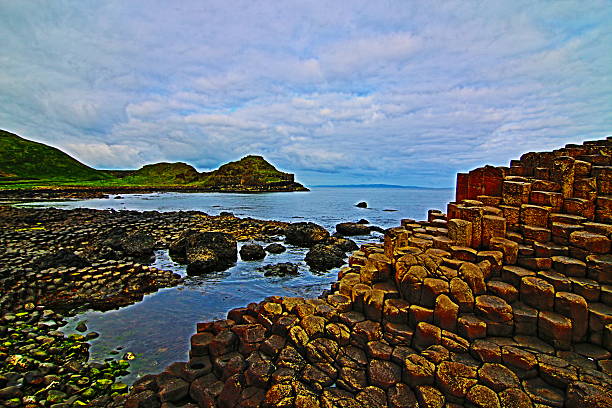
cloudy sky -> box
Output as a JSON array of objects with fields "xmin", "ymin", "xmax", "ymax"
[{"xmin": 1, "ymin": 1, "xmax": 610, "ymax": 187}]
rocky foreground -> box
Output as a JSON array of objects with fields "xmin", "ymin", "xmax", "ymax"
[
  {"xmin": 123, "ymin": 137, "xmax": 612, "ymax": 408},
  {"xmin": 2, "ymin": 206, "xmax": 365, "ymax": 407}
]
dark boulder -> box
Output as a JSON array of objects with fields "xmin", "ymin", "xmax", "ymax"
[
  {"xmin": 264, "ymin": 243, "xmax": 286, "ymax": 254},
  {"xmin": 285, "ymin": 222, "xmax": 330, "ymax": 247},
  {"xmin": 240, "ymin": 244, "xmax": 266, "ymax": 261},
  {"xmin": 186, "ymin": 247, "xmax": 219, "ymax": 275},
  {"xmin": 305, "ymin": 244, "xmax": 345, "ymax": 270},
  {"xmin": 121, "ymin": 231, "xmax": 156, "ymax": 258},
  {"xmin": 171, "ymin": 230, "xmax": 237, "ymax": 274},
  {"xmin": 262, "ymin": 263, "xmax": 299, "ymax": 277},
  {"xmin": 336, "ymin": 222, "xmax": 371, "ymax": 236},
  {"xmin": 35, "ymin": 249, "xmax": 90, "ymax": 270},
  {"xmin": 356, "ymin": 202, "xmax": 368, "ymax": 208},
  {"xmin": 357, "ymin": 219, "xmax": 370, "ymax": 224},
  {"xmin": 327, "ymin": 237, "xmax": 359, "ymax": 253}
]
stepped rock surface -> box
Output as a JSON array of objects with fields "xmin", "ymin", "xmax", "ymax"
[{"xmin": 124, "ymin": 136, "xmax": 612, "ymax": 407}]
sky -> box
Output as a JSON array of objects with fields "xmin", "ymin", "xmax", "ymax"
[{"xmin": 1, "ymin": 1, "xmax": 611, "ymax": 187}]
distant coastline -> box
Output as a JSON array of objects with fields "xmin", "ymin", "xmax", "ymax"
[{"xmin": 311, "ymin": 183, "xmax": 452, "ymax": 189}]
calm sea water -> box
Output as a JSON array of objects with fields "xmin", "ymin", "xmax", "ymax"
[{"xmin": 29, "ymin": 187, "xmax": 453, "ymax": 383}]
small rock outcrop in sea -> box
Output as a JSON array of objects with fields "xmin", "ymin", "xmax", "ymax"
[
  {"xmin": 356, "ymin": 201, "xmax": 368, "ymax": 208},
  {"xmin": 126, "ymin": 135, "xmax": 612, "ymax": 408},
  {"xmin": 336, "ymin": 222, "xmax": 372, "ymax": 236},
  {"xmin": 261, "ymin": 262, "xmax": 299, "ymax": 277},
  {"xmin": 284, "ymin": 222, "xmax": 330, "ymax": 247},
  {"xmin": 305, "ymin": 243, "xmax": 346, "ymax": 270},
  {"xmin": 170, "ymin": 230, "xmax": 238, "ymax": 274},
  {"xmin": 240, "ymin": 243, "xmax": 267, "ymax": 261},
  {"xmin": 264, "ymin": 243, "xmax": 286, "ymax": 254}
]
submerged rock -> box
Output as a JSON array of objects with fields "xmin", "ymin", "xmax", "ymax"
[
  {"xmin": 262, "ymin": 263, "xmax": 299, "ymax": 277},
  {"xmin": 75, "ymin": 321, "xmax": 87, "ymax": 332},
  {"xmin": 285, "ymin": 222, "xmax": 330, "ymax": 247},
  {"xmin": 240, "ymin": 244, "xmax": 266, "ymax": 261}
]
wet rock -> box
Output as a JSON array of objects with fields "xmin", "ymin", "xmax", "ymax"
[
  {"xmin": 305, "ymin": 244, "xmax": 345, "ymax": 270},
  {"xmin": 240, "ymin": 244, "xmax": 266, "ymax": 261},
  {"xmin": 262, "ymin": 263, "xmax": 299, "ymax": 277},
  {"xmin": 75, "ymin": 322, "xmax": 87, "ymax": 332},
  {"xmin": 264, "ymin": 243, "xmax": 286, "ymax": 254},
  {"xmin": 356, "ymin": 202, "xmax": 368, "ymax": 208},
  {"xmin": 174, "ymin": 231, "xmax": 237, "ymax": 274},
  {"xmin": 285, "ymin": 222, "xmax": 330, "ymax": 247},
  {"xmin": 122, "ymin": 230, "xmax": 156, "ymax": 258},
  {"xmin": 171, "ymin": 230, "xmax": 237, "ymax": 264},
  {"xmin": 327, "ymin": 237, "xmax": 359, "ymax": 253},
  {"xmin": 336, "ymin": 222, "xmax": 371, "ymax": 236}
]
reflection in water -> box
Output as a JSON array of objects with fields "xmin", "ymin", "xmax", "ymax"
[{"xmin": 64, "ymin": 245, "xmax": 338, "ymax": 384}]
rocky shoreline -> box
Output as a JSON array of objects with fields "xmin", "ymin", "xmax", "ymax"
[
  {"xmin": 0, "ymin": 184, "xmax": 309, "ymax": 204},
  {"xmin": 120, "ymin": 136, "xmax": 611, "ymax": 408},
  {"xmin": 0, "ymin": 205, "xmax": 323, "ymax": 407}
]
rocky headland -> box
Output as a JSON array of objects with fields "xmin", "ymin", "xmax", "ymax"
[{"xmin": 0, "ymin": 130, "xmax": 308, "ymax": 196}]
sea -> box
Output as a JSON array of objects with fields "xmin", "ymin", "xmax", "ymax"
[{"xmin": 22, "ymin": 187, "xmax": 453, "ymax": 383}]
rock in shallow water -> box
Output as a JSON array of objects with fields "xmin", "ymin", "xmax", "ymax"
[
  {"xmin": 264, "ymin": 243, "xmax": 286, "ymax": 254},
  {"xmin": 305, "ymin": 244, "xmax": 345, "ymax": 270},
  {"xmin": 171, "ymin": 230, "xmax": 238, "ymax": 274},
  {"xmin": 240, "ymin": 244, "xmax": 266, "ymax": 261},
  {"xmin": 261, "ymin": 263, "xmax": 299, "ymax": 277},
  {"xmin": 336, "ymin": 222, "xmax": 371, "ymax": 236},
  {"xmin": 285, "ymin": 222, "xmax": 330, "ymax": 247}
]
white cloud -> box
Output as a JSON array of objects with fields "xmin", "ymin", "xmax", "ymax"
[{"xmin": 0, "ymin": 1, "xmax": 610, "ymax": 186}]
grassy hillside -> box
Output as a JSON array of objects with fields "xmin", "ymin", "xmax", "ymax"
[
  {"xmin": 122, "ymin": 162, "xmax": 201, "ymax": 185},
  {"xmin": 0, "ymin": 130, "xmax": 110, "ymax": 181},
  {"xmin": 0, "ymin": 130, "xmax": 306, "ymax": 191}
]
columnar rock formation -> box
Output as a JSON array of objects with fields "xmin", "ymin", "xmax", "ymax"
[{"xmin": 127, "ymin": 137, "xmax": 612, "ymax": 408}]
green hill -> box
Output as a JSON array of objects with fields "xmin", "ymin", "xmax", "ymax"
[
  {"xmin": 201, "ymin": 155, "xmax": 299, "ymax": 188},
  {"xmin": 0, "ymin": 129, "xmax": 306, "ymax": 191},
  {"xmin": 123, "ymin": 162, "xmax": 201, "ymax": 185},
  {"xmin": 0, "ymin": 130, "xmax": 109, "ymax": 181}
]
